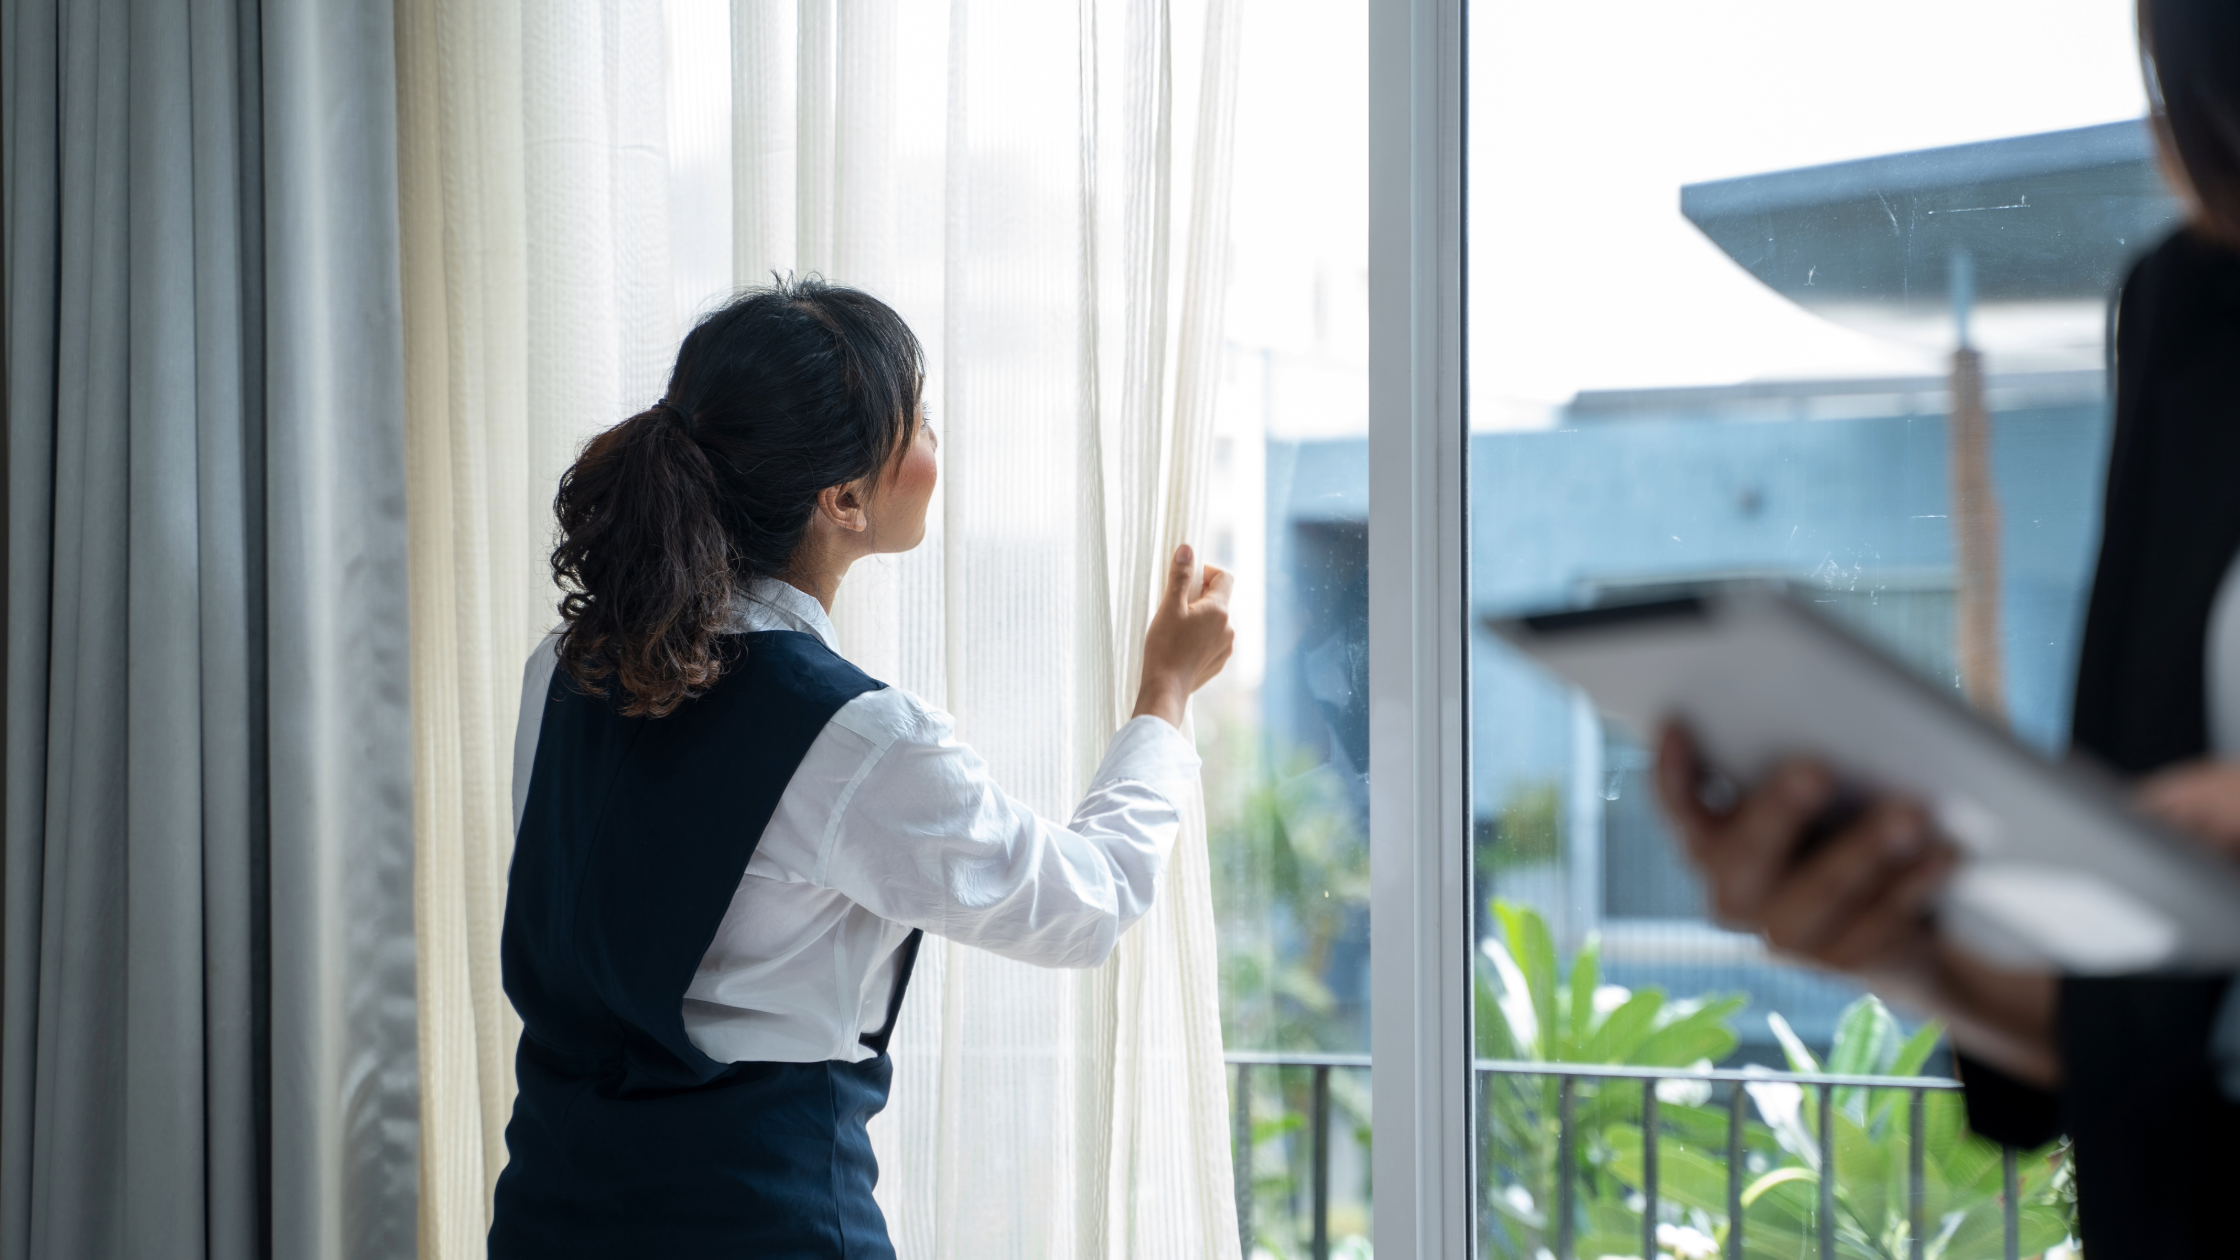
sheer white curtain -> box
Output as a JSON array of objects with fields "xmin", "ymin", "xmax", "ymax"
[
  {"xmin": 401, "ymin": 0, "xmax": 1240, "ymax": 1253},
  {"xmin": 730, "ymin": 2, "xmax": 1243, "ymax": 1255},
  {"xmin": 397, "ymin": 1, "xmax": 676, "ymax": 1254}
]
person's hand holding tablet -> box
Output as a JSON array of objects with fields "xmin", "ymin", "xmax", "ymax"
[
  {"xmin": 1653, "ymin": 724, "xmax": 2064, "ymax": 1088},
  {"xmin": 2137, "ymin": 757, "xmax": 2240, "ymax": 860}
]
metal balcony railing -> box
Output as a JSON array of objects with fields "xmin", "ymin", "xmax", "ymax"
[
  {"xmin": 1227, "ymin": 1050, "xmax": 1369, "ymax": 1260},
  {"xmin": 1226, "ymin": 1053, "xmax": 2030, "ymax": 1260}
]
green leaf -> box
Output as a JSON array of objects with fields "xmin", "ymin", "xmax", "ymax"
[
  {"xmin": 1654, "ymin": 1100, "xmax": 1738, "ymax": 1149},
  {"xmin": 1826, "ymin": 995, "xmax": 1900, "ymax": 1076},
  {"xmin": 1495, "ymin": 900, "xmax": 1560, "ymax": 1060},
  {"xmin": 1828, "ymin": 1106, "xmax": 1896, "ymax": 1235},
  {"xmin": 1250, "ymin": 1112, "xmax": 1303, "ymax": 1143},
  {"xmin": 1475, "ymin": 964, "xmax": 1517, "ymax": 1058},
  {"xmin": 2015, "ymin": 1201, "xmax": 2075, "ymax": 1256},
  {"xmin": 1825, "ymin": 996, "xmax": 1902, "ymax": 1121},
  {"xmin": 1767, "ymin": 1011, "xmax": 1820, "ymax": 1073},
  {"xmin": 1867, "ymin": 1021, "xmax": 1948, "ymax": 1133},
  {"xmin": 1937, "ymin": 1128, "xmax": 2004, "ymax": 1199},
  {"xmin": 1923, "ymin": 1088, "xmax": 1967, "ymax": 1170},
  {"xmin": 1602, "ymin": 1125, "xmax": 1734, "ymax": 1215},
  {"xmin": 1743, "ymin": 1172, "xmax": 1818, "ymax": 1239},
  {"xmin": 1939, "ymin": 1199, "xmax": 2070, "ymax": 1259},
  {"xmin": 1741, "ymin": 1165, "xmax": 1816, "ymax": 1208},
  {"xmin": 1632, "ymin": 994, "xmax": 1746, "ymax": 1067},
  {"xmin": 1567, "ymin": 931, "xmax": 1601, "ymax": 1055},
  {"xmin": 1890, "ymin": 1019, "xmax": 1943, "ymax": 1077},
  {"xmin": 1738, "ymin": 1223, "xmax": 1817, "ymax": 1260},
  {"xmin": 1481, "ymin": 934, "xmax": 1540, "ymax": 1057},
  {"xmin": 1583, "ymin": 989, "xmax": 1666, "ymax": 1062}
]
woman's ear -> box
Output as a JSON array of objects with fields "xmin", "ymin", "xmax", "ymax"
[{"xmin": 816, "ymin": 481, "xmax": 871, "ymax": 533}]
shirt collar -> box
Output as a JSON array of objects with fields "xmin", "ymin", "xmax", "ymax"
[{"xmin": 733, "ymin": 577, "xmax": 841, "ymax": 651}]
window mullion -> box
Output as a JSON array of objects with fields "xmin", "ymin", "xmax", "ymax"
[{"xmin": 1367, "ymin": 0, "xmax": 1471, "ymax": 1252}]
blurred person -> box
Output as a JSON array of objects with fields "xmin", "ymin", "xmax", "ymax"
[
  {"xmin": 1655, "ymin": 2, "xmax": 2240, "ymax": 1254},
  {"xmin": 487, "ymin": 277, "xmax": 1233, "ymax": 1258}
]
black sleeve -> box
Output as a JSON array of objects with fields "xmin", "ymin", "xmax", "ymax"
[
  {"xmin": 2070, "ymin": 230, "xmax": 2240, "ymax": 774},
  {"xmin": 2058, "ymin": 974, "xmax": 2240, "ymax": 1258},
  {"xmin": 2049, "ymin": 229, "xmax": 2240, "ymax": 1257},
  {"xmin": 1959, "ymin": 976, "xmax": 2240, "ymax": 1256},
  {"xmin": 1954, "ymin": 1052, "xmax": 2062, "ymax": 1148}
]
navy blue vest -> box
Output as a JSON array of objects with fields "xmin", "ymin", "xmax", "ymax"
[{"xmin": 488, "ymin": 630, "xmax": 919, "ymax": 1259}]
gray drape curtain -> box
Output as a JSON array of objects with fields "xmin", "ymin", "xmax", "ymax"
[{"xmin": 1, "ymin": 0, "xmax": 418, "ymax": 1256}]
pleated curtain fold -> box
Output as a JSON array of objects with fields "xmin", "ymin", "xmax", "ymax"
[
  {"xmin": 742, "ymin": 2, "xmax": 1245, "ymax": 1254},
  {"xmin": 402, "ymin": 1, "xmax": 1242, "ymax": 1255},
  {"xmin": 0, "ymin": 0, "xmax": 420, "ymax": 1257},
  {"xmin": 395, "ymin": 1, "xmax": 677, "ymax": 1253}
]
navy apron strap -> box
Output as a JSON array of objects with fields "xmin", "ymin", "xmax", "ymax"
[{"xmin": 857, "ymin": 928, "xmax": 924, "ymax": 1056}]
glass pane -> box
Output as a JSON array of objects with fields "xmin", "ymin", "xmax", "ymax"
[
  {"xmin": 1207, "ymin": 0, "xmax": 1374, "ymax": 1254},
  {"xmin": 1466, "ymin": 2, "xmax": 2151, "ymax": 1255}
]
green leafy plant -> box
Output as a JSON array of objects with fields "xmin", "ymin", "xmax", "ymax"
[
  {"xmin": 1204, "ymin": 710, "xmax": 1375, "ymax": 1257},
  {"xmin": 1600, "ymin": 998, "xmax": 2073, "ymax": 1259},
  {"xmin": 1478, "ymin": 901, "xmax": 2076, "ymax": 1260},
  {"xmin": 1479, "ymin": 780, "xmax": 1565, "ymax": 872},
  {"xmin": 1205, "ymin": 716, "xmax": 1371, "ymax": 1055},
  {"xmin": 1476, "ymin": 899, "xmax": 1747, "ymax": 1259}
]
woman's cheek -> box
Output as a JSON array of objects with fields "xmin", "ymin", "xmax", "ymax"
[{"xmin": 902, "ymin": 443, "xmax": 938, "ymax": 505}]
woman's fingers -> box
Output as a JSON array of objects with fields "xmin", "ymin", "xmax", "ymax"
[
  {"xmin": 1134, "ymin": 542, "xmax": 1236, "ymax": 721},
  {"xmin": 2137, "ymin": 757, "xmax": 2240, "ymax": 856},
  {"xmin": 1654, "ymin": 724, "xmax": 1955, "ymax": 966},
  {"xmin": 1689, "ymin": 763, "xmax": 1833, "ymax": 928},
  {"xmin": 1197, "ymin": 563, "xmax": 1235, "ymax": 609},
  {"xmin": 1654, "ymin": 726, "xmax": 1713, "ymax": 831},
  {"xmin": 1652, "ymin": 741, "xmax": 1982, "ymax": 1050},
  {"xmin": 1756, "ymin": 802, "xmax": 1929, "ymax": 958},
  {"xmin": 1162, "ymin": 543, "xmax": 1196, "ymax": 611},
  {"xmin": 1813, "ymin": 846, "xmax": 1956, "ymax": 973}
]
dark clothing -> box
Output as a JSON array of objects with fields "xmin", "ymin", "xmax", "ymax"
[
  {"xmin": 1958, "ymin": 229, "xmax": 2240, "ymax": 1258},
  {"xmin": 2069, "ymin": 229, "xmax": 2240, "ymax": 775},
  {"xmin": 488, "ymin": 630, "xmax": 912, "ymax": 1259},
  {"xmin": 493, "ymin": 1054, "xmax": 898, "ymax": 1257}
]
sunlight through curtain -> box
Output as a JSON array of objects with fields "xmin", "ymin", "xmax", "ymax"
[
  {"xmin": 396, "ymin": 2, "xmax": 675, "ymax": 1254},
  {"xmin": 399, "ymin": 0, "xmax": 1240, "ymax": 1253},
  {"xmin": 729, "ymin": 1, "xmax": 1244, "ymax": 1254}
]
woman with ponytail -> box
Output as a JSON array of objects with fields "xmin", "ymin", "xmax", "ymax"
[{"xmin": 487, "ymin": 277, "xmax": 1234, "ymax": 1258}]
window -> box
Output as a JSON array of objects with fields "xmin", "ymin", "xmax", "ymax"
[
  {"xmin": 1205, "ymin": 0, "xmax": 1376, "ymax": 1254},
  {"xmin": 1463, "ymin": 1, "xmax": 2155, "ymax": 1256}
]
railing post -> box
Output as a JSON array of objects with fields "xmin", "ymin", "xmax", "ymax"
[
  {"xmin": 1909, "ymin": 1089, "xmax": 1926, "ymax": 1260},
  {"xmin": 1642, "ymin": 1078, "xmax": 1660, "ymax": 1260},
  {"xmin": 1312, "ymin": 1065, "xmax": 1331, "ymax": 1260},
  {"xmin": 1557, "ymin": 1075, "xmax": 1576, "ymax": 1260},
  {"xmin": 1233, "ymin": 1062, "xmax": 1253, "ymax": 1257},
  {"xmin": 1726, "ymin": 1081, "xmax": 1745, "ymax": 1260},
  {"xmin": 1817, "ymin": 1084, "xmax": 1835, "ymax": 1260},
  {"xmin": 2002, "ymin": 1146, "xmax": 2019, "ymax": 1260},
  {"xmin": 1408, "ymin": 1057, "xmax": 1975, "ymax": 1260}
]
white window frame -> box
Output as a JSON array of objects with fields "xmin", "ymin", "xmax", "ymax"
[{"xmin": 1367, "ymin": 0, "xmax": 1472, "ymax": 1253}]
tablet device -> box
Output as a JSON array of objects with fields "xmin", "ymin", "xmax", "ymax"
[{"xmin": 1486, "ymin": 581, "xmax": 2240, "ymax": 973}]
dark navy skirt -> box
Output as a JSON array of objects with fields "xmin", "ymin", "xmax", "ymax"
[{"xmin": 487, "ymin": 1045, "xmax": 896, "ymax": 1259}]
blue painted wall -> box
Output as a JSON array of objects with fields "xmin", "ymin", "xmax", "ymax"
[{"xmin": 1261, "ymin": 397, "xmax": 2114, "ymax": 1050}]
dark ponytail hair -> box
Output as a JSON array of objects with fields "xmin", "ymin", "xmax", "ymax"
[{"xmin": 551, "ymin": 275, "xmax": 924, "ymax": 717}]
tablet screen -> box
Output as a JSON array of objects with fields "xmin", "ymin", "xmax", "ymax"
[{"xmin": 1490, "ymin": 582, "xmax": 2240, "ymax": 972}]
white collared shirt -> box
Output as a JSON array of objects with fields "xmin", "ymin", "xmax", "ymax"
[{"xmin": 510, "ymin": 578, "xmax": 1201, "ymax": 1064}]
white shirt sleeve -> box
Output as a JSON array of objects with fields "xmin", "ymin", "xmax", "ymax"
[
  {"xmin": 512, "ymin": 634, "xmax": 562, "ymax": 837},
  {"xmin": 803, "ymin": 690, "xmax": 1202, "ymax": 969}
]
